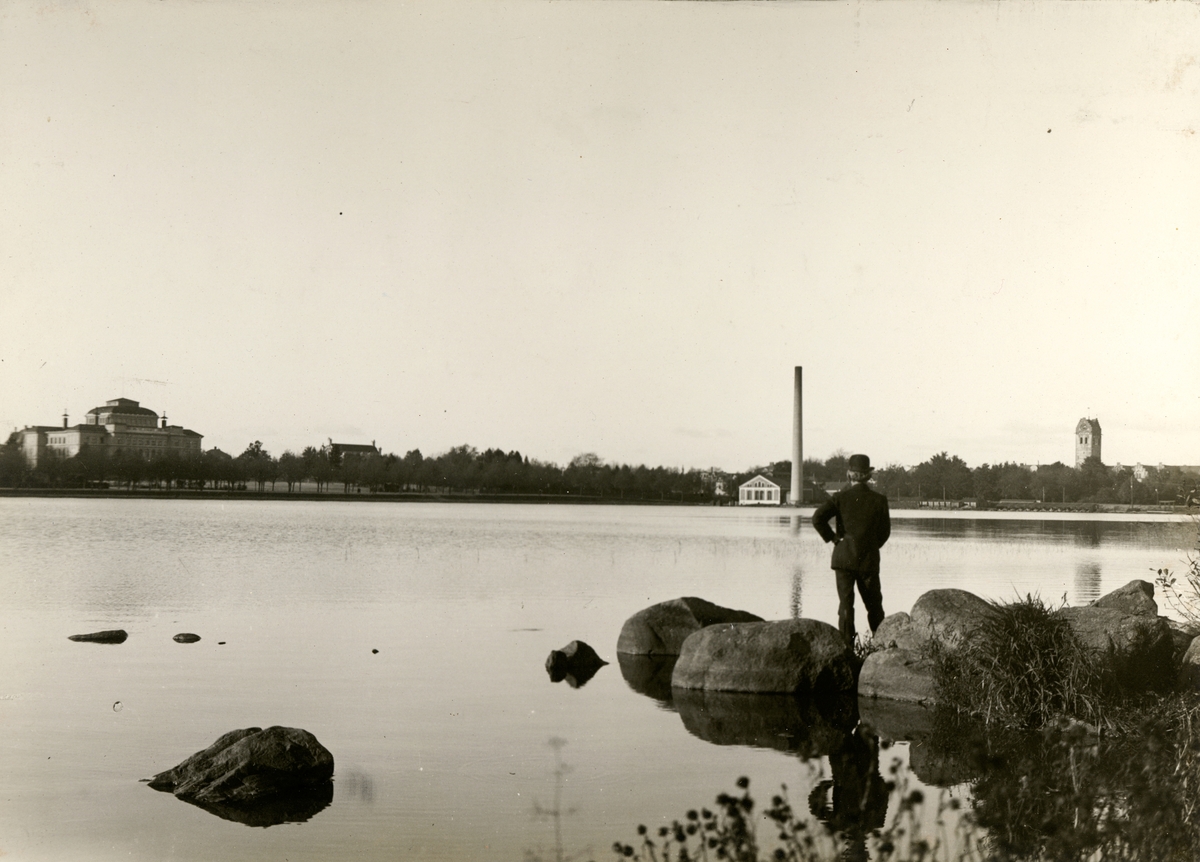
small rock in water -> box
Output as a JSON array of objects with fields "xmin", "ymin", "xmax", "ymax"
[
  {"xmin": 173, "ymin": 633, "xmax": 201, "ymax": 644},
  {"xmin": 68, "ymin": 629, "xmax": 128, "ymax": 644},
  {"xmin": 546, "ymin": 640, "xmax": 608, "ymax": 688}
]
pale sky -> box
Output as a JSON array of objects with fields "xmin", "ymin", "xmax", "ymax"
[{"xmin": 2, "ymin": 1, "xmax": 1198, "ymax": 471}]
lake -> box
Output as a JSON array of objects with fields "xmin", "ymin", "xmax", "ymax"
[{"xmin": 0, "ymin": 498, "xmax": 1193, "ymax": 861}]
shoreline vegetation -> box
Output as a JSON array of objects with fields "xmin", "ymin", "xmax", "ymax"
[
  {"xmin": 3, "ymin": 437, "xmax": 1197, "ymax": 511},
  {"xmin": 0, "ymin": 485, "xmax": 1191, "ymax": 516}
]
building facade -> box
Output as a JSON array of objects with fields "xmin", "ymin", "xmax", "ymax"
[
  {"xmin": 739, "ymin": 474, "xmax": 782, "ymax": 505},
  {"xmin": 18, "ymin": 398, "xmax": 202, "ymax": 466},
  {"xmin": 1075, "ymin": 417, "xmax": 1101, "ymax": 467}
]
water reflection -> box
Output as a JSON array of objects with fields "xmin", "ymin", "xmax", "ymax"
[
  {"xmin": 672, "ymin": 690, "xmax": 855, "ymax": 758},
  {"xmin": 790, "ymin": 565, "xmax": 803, "ymax": 619},
  {"xmin": 807, "ymin": 725, "xmax": 889, "ymax": 862},
  {"xmin": 1074, "ymin": 561, "xmax": 1103, "ymax": 605},
  {"xmin": 616, "ymin": 653, "xmax": 677, "ymax": 708},
  {"xmin": 160, "ymin": 780, "xmax": 334, "ymax": 828}
]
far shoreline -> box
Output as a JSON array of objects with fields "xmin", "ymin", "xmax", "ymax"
[{"xmin": 0, "ymin": 486, "xmax": 1192, "ymax": 519}]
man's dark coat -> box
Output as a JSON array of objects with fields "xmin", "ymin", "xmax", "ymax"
[{"xmin": 811, "ymin": 482, "xmax": 891, "ymax": 574}]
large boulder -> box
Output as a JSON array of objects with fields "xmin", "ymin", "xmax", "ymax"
[
  {"xmin": 148, "ymin": 727, "xmax": 334, "ymax": 806},
  {"xmin": 909, "ymin": 589, "xmax": 997, "ymax": 650},
  {"xmin": 617, "ymin": 597, "xmax": 763, "ymax": 656},
  {"xmin": 872, "ymin": 613, "xmax": 926, "ymax": 652},
  {"xmin": 1054, "ymin": 606, "xmax": 1175, "ymax": 691},
  {"xmin": 671, "ymin": 618, "xmax": 854, "ymax": 695},
  {"xmin": 858, "ymin": 647, "xmax": 937, "ymax": 705},
  {"xmin": 1092, "ymin": 579, "xmax": 1158, "ymax": 616},
  {"xmin": 545, "ymin": 640, "xmax": 607, "ymax": 688}
]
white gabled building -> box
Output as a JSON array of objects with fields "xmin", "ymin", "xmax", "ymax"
[{"xmin": 738, "ymin": 474, "xmax": 781, "ymax": 506}]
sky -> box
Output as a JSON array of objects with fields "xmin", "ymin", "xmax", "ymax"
[{"xmin": 2, "ymin": 1, "xmax": 1198, "ymax": 472}]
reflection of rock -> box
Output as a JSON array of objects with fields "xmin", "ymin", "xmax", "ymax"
[
  {"xmin": 173, "ymin": 779, "xmax": 333, "ymax": 827},
  {"xmin": 617, "ymin": 653, "xmax": 677, "ymax": 707},
  {"xmin": 672, "ymin": 618, "xmax": 854, "ymax": 695},
  {"xmin": 68, "ymin": 629, "xmax": 127, "ymax": 644},
  {"xmin": 858, "ymin": 698, "xmax": 981, "ymax": 788},
  {"xmin": 545, "ymin": 640, "xmax": 607, "ymax": 688},
  {"xmin": 148, "ymin": 727, "xmax": 335, "ymax": 810},
  {"xmin": 673, "ymin": 688, "xmax": 855, "ymax": 757},
  {"xmin": 617, "ymin": 597, "xmax": 762, "ymax": 656},
  {"xmin": 173, "ymin": 633, "xmax": 201, "ymax": 644},
  {"xmin": 908, "ymin": 737, "xmax": 979, "ymax": 788},
  {"xmin": 857, "ymin": 696, "xmax": 936, "ymax": 743}
]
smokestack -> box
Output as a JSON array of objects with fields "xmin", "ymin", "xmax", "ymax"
[
  {"xmin": 790, "ymin": 367, "xmax": 802, "ymax": 506},
  {"xmin": 63, "ymin": 410, "xmax": 69, "ymax": 429}
]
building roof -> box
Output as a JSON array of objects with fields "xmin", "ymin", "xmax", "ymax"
[
  {"xmin": 87, "ymin": 398, "xmax": 158, "ymax": 417},
  {"xmin": 740, "ymin": 474, "xmax": 780, "ymax": 489},
  {"xmin": 1075, "ymin": 417, "xmax": 1101, "ymax": 434}
]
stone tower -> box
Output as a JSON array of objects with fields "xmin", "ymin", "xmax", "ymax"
[{"xmin": 1075, "ymin": 418, "xmax": 1101, "ymax": 467}]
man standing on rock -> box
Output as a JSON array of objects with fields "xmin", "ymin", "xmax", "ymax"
[{"xmin": 811, "ymin": 454, "xmax": 891, "ymax": 648}]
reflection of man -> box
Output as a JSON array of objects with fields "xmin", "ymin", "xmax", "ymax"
[
  {"xmin": 811, "ymin": 454, "xmax": 890, "ymax": 647},
  {"xmin": 808, "ymin": 724, "xmax": 889, "ymax": 862}
]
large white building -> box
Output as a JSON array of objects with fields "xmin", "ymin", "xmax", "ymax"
[
  {"xmin": 738, "ymin": 474, "xmax": 782, "ymax": 506},
  {"xmin": 18, "ymin": 398, "xmax": 203, "ymax": 466}
]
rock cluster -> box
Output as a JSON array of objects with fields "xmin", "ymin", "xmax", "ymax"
[{"xmin": 862, "ymin": 579, "xmax": 1190, "ymax": 705}]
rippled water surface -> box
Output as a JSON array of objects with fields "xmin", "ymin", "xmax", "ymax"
[{"xmin": 0, "ymin": 499, "xmax": 1191, "ymax": 861}]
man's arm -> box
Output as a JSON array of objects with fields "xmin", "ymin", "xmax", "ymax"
[
  {"xmin": 877, "ymin": 497, "xmax": 891, "ymax": 547},
  {"xmin": 811, "ymin": 497, "xmax": 838, "ymax": 543}
]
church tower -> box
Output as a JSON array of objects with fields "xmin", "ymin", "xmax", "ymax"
[{"xmin": 1075, "ymin": 418, "xmax": 1101, "ymax": 467}]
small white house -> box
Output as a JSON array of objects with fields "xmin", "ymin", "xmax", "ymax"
[{"xmin": 739, "ymin": 474, "xmax": 781, "ymax": 506}]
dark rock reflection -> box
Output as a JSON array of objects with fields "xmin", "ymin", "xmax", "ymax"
[
  {"xmin": 616, "ymin": 653, "xmax": 677, "ymax": 709},
  {"xmin": 672, "ymin": 689, "xmax": 856, "ymax": 757},
  {"xmin": 162, "ymin": 780, "xmax": 334, "ymax": 828}
]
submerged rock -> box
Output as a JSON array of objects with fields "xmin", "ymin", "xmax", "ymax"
[
  {"xmin": 671, "ymin": 618, "xmax": 854, "ymax": 695},
  {"xmin": 173, "ymin": 633, "xmax": 201, "ymax": 644},
  {"xmin": 545, "ymin": 640, "xmax": 608, "ymax": 688},
  {"xmin": 148, "ymin": 726, "xmax": 334, "ymax": 808},
  {"xmin": 68, "ymin": 629, "xmax": 127, "ymax": 644},
  {"xmin": 617, "ymin": 597, "xmax": 763, "ymax": 656}
]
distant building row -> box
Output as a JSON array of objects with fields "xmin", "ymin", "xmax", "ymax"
[{"xmin": 17, "ymin": 398, "xmax": 203, "ymax": 466}]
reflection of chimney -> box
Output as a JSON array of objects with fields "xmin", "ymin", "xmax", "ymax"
[{"xmin": 63, "ymin": 410, "xmax": 69, "ymax": 429}]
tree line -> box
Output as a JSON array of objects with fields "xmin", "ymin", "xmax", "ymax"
[{"xmin": 2, "ymin": 433, "xmax": 1196, "ymax": 506}]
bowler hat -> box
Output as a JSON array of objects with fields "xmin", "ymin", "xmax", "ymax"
[{"xmin": 848, "ymin": 454, "xmax": 873, "ymax": 473}]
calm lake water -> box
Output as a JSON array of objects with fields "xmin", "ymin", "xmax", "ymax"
[{"xmin": 0, "ymin": 499, "xmax": 1193, "ymax": 862}]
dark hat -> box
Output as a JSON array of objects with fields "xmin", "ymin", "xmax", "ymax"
[{"xmin": 848, "ymin": 454, "xmax": 873, "ymax": 473}]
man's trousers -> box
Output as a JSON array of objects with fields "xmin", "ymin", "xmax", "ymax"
[{"xmin": 834, "ymin": 568, "xmax": 884, "ymax": 647}]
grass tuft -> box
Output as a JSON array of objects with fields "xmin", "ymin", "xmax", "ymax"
[{"xmin": 929, "ymin": 594, "xmax": 1112, "ymax": 731}]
